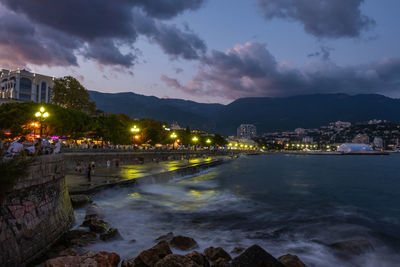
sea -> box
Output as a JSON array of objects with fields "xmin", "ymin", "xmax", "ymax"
[{"xmin": 74, "ymin": 154, "xmax": 400, "ymax": 267}]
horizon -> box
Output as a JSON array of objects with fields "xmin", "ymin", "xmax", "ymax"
[
  {"xmin": 89, "ymin": 89, "xmax": 400, "ymax": 106},
  {"xmin": 0, "ymin": 0, "xmax": 399, "ymax": 104}
]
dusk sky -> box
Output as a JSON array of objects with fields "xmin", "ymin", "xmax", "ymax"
[{"xmin": 0, "ymin": 0, "xmax": 399, "ymax": 104}]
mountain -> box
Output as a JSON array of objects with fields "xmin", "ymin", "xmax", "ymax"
[{"xmin": 89, "ymin": 91, "xmax": 400, "ymax": 135}]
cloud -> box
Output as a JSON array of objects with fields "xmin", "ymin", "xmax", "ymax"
[
  {"xmin": 0, "ymin": 0, "xmax": 206, "ymax": 68},
  {"xmin": 256, "ymin": 0, "xmax": 375, "ymax": 38},
  {"xmin": 161, "ymin": 42, "xmax": 400, "ymax": 99},
  {"xmin": 308, "ymin": 46, "xmax": 334, "ymax": 61}
]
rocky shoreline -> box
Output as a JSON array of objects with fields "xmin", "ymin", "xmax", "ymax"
[{"xmin": 33, "ymin": 198, "xmax": 375, "ymax": 267}]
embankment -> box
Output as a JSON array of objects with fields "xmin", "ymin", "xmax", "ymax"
[{"xmin": 0, "ymin": 155, "xmax": 74, "ymax": 267}]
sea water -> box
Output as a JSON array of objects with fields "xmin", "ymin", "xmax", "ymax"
[{"xmin": 75, "ymin": 154, "xmax": 400, "ymax": 267}]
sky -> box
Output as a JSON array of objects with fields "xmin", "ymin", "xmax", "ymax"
[{"xmin": 0, "ymin": 0, "xmax": 399, "ymax": 104}]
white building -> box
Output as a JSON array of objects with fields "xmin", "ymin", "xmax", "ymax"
[
  {"xmin": 237, "ymin": 124, "xmax": 257, "ymax": 139},
  {"xmin": 337, "ymin": 143, "xmax": 373, "ymax": 153},
  {"xmin": 0, "ymin": 69, "xmax": 54, "ymax": 103},
  {"xmin": 373, "ymin": 137, "xmax": 384, "ymax": 149}
]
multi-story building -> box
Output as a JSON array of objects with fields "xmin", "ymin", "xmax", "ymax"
[
  {"xmin": 237, "ymin": 124, "xmax": 257, "ymax": 139},
  {"xmin": 0, "ymin": 69, "xmax": 54, "ymax": 103}
]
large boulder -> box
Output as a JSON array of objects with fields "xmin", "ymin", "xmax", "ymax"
[
  {"xmin": 63, "ymin": 230, "xmax": 97, "ymax": 247},
  {"xmin": 211, "ymin": 258, "xmax": 231, "ymax": 267},
  {"xmin": 155, "ymin": 232, "xmax": 174, "ymax": 242},
  {"xmin": 204, "ymin": 247, "xmax": 232, "ymax": 262},
  {"xmin": 100, "ymin": 228, "xmax": 122, "ymax": 241},
  {"xmin": 81, "ymin": 214, "xmax": 109, "ymax": 233},
  {"xmin": 169, "ymin": 235, "xmax": 198, "ymax": 250},
  {"xmin": 45, "ymin": 251, "xmax": 120, "ymax": 267},
  {"xmin": 123, "ymin": 241, "xmax": 173, "ymax": 267},
  {"xmin": 277, "ymin": 254, "xmax": 306, "ymax": 267},
  {"xmin": 231, "ymin": 245, "xmax": 285, "ymax": 267},
  {"xmin": 155, "ymin": 254, "xmax": 200, "ymax": 267},
  {"xmin": 70, "ymin": 195, "xmax": 92, "ymax": 208},
  {"xmin": 328, "ymin": 239, "xmax": 374, "ymax": 256},
  {"xmin": 186, "ymin": 251, "xmax": 210, "ymax": 267}
]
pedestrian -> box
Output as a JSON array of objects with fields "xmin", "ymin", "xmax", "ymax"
[{"xmin": 106, "ymin": 160, "xmax": 111, "ymax": 168}]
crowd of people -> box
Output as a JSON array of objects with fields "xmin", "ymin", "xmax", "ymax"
[{"xmin": 2, "ymin": 136, "xmax": 61, "ymax": 159}]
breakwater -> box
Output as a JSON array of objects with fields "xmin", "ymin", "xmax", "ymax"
[
  {"xmin": 63, "ymin": 150, "xmax": 246, "ymax": 169},
  {"xmin": 0, "ymin": 155, "xmax": 74, "ymax": 267}
]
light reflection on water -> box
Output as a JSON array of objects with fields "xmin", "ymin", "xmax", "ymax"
[{"xmin": 78, "ymin": 154, "xmax": 400, "ymax": 267}]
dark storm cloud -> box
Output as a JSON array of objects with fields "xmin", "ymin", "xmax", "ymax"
[
  {"xmin": 0, "ymin": 0, "xmax": 206, "ymax": 68},
  {"xmin": 257, "ymin": 0, "xmax": 375, "ymax": 38},
  {"xmin": 161, "ymin": 42, "xmax": 400, "ymax": 99}
]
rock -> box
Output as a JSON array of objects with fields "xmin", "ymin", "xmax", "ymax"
[
  {"xmin": 169, "ymin": 235, "xmax": 198, "ymax": 250},
  {"xmin": 186, "ymin": 251, "xmax": 210, "ymax": 267},
  {"xmin": 121, "ymin": 258, "xmax": 135, "ymax": 267},
  {"xmin": 63, "ymin": 230, "xmax": 97, "ymax": 247},
  {"xmin": 231, "ymin": 245, "xmax": 285, "ymax": 267},
  {"xmin": 85, "ymin": 203, "xmax": 104, "ymax": 218},
  {"xmin": 70, "ymin": 194, "xmax": 92, "ymax": 208},
  {"xmin": 155, "ymin": 232, "xmax": 174, "ymax": 242},
  {"xmin": 329, "ymin": 239, "xmax": 374, "ymax": 255},
  {"xmin": 155, "ymin": 254, "xmax": 200, "ymax": 267},
  {"xmin": 58, "ymin": 248, "xmax": 78, "ymax": 257},
  {"xmin": 278, "ymin": 254, "xmax": 306, "ymax": 267},
  {"xmin": 81, "ymin": 214, "xmax": 109, "ymax": 233},
  {"xmin": 211, "ymin": 258, "xmax": 231, "ymax": 267},
  {"xmin": 231, "ymin": 247, "xmax": 245, "ymax": 254},
  {"xmin": 131, "ymin": 241, "xmax": 173, "ymax": 267},
  {"xmin": 100, "ymin": 228, "xmax": 122, "ymax": 241},
  {"xmin": 45, "ymin": 251, "xmax": 120, "ymax": 267},
  {"xmin": 204, "ymin": 247, "xmax": 232, "ymax": 262}
]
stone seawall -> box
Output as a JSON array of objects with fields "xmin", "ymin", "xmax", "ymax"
[
  {"xmin": 63, "ymin": 151, "xmax": 239, "ymax": 169},
  {"xmin": 0, "ymin": 155, "xmax": 74, "ymax": 267}
]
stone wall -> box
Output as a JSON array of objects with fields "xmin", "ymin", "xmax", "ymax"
[
  {"xmin": 63, "ymin": 150, "xmax": 242, "ymax": 169},
  {"xmin": 0, "ymin": 154, "xmax": 74, "ymax": 267}
]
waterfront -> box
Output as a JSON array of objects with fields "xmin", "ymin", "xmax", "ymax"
[{"xmin": 74, "ymin": 154, "xmax": 400, "ymax": 267}]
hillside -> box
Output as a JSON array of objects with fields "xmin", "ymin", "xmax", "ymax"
[{"xmin": 89, "ymin": 91, "xmax": 400, "ymax": 135}]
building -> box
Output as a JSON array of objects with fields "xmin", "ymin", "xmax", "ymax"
[
  {"xmin": 337, "ymin": 143, "xmax": 373, "ymax": 153},
  {"xmin": 352, "ymin": 133, "xmax": 370, "ymax": 144},
  {"xmin": 237, "ymin": 124, "xmax": 257, "ymax": 139},
  {"xmin": 0, "ymin": 69, "xmax": 54, "ymax": 103},
  {"xmin": 373, "ymin": 137, "xmax": 384, "ymax": 149}
]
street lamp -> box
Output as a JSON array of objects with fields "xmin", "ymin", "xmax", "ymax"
[
  {"xmin": 35, "ymin": 106, "xmax": 49, "ymax": 137},
  {"xmin": 170, "ymin": 132, "xmax": 178, "ymax": 149},
  {"xmin": 131, "ymin": 125, "xmax": 140, "ymax": 133}
]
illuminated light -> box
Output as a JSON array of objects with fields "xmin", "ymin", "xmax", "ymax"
[
  {"xmin": 131, "ymin": 125, "xmax": 140, "ymax": 133},
  {"xmin": 40, "ymin": 107, "xmax": 45, "ymax": 112},
  {"xmin": 43, "ymin": 112, "xmax": 49, "ymax": 118},
  {"xmin": 326, "ymin": 145, "xmax": 330, "ymax": 148},
  {"xmin": 228, "ymin": 143, "xmax": 232, "ymax": 146},
  {"xmin": 192, "ymin": 136, "xmax": 198, "ymax": 142},
  {"xmin": 240, "ymin": 144, "xmax": 244, "ymax": 147},
  {"xmin": 262, "ymin": 146, "xmax": 266, "ymax": 149},
  {"xmin": 134, "ymin": 135, "xmax": 140, "ymax": 140},
  {"xmin": 206, "ymin": 139, "xmax": 212, "ymax": 144},
  {"xmin": 35, "ymin": 112, "xmax": 41, "ymax": 117},
  {"xmin": 235, "ymin": 143, "xmax": 238, "ymax": 147},
  {"xmin": 170, "ymin": 132, "xmax": 177, "ymax": 139}
]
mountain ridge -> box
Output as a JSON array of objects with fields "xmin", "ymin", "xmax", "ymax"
[{"xmin": 89, "ymin": 90, "xmax": 400, "ymax": 135}]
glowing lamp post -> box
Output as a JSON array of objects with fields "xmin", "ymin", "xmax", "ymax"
[
  {"xmin": 170, "ymin": 132, "xmax": 178, "ymax": 149},
  {"xmin": 131, "ymin": 125, "xmax": 140, "ymax": 146},
  {"xmin": 35, "ymin": 106, "xmax": 49, "ymax": 137},
  {"xmin": 192, "ymin": 136, "xmax": 198, "ymax": 151}
]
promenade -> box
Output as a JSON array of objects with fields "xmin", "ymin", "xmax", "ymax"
[{"xmin": 66, "ymin": 156, "xmax": 227, "ymax": 194}]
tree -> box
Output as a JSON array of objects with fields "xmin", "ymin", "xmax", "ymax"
[{"xmin": 51, "ymin": 76, "xmax": 96, "ymax": 114}]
